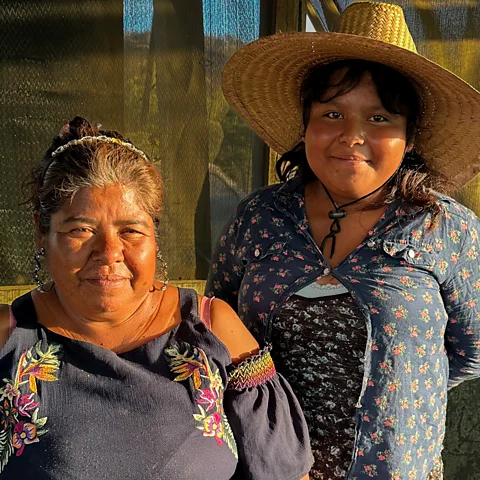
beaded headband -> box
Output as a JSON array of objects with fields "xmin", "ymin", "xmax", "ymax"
[{"xmin": 50, "ymin": 135, "xmax": 150, "ymax": 162}]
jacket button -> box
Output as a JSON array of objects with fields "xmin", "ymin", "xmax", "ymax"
[{"xmin": 254, "ymin": 248, "xmax": 260, "ymax": 257}]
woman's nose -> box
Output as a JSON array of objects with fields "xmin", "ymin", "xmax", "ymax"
[{"xmin": 92, "ymin": 233, "xmax": 124, "ymax": 264}]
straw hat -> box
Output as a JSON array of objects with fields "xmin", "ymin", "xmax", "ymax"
[{"xmin": 222, "ymin": 1, "xmax": 480, "ymax": 185}]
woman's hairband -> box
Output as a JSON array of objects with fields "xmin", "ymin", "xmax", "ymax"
[{"xmin": 50, "ymin": 135, "xmax": 150, "ymax": 162}]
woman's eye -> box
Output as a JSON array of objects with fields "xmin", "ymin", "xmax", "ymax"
[
  {"xmin": 69, "ymin": 227, "xmax": 93, "ymax": 237},
  {"xmin": 370, "ymin": 115, "xmax": 388, "ymax": 122},
  {"xmin": 122, "ymin": 229, "xmax": 143, "ymax": 237},
  {"xmin": 325, "ymin": 112, "xmax": 342, "ymax": 119}
]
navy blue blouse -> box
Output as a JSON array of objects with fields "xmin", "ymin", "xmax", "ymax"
[{"xmin": 0, "ymin": 288, "xmax": 313, "ymax": 479}]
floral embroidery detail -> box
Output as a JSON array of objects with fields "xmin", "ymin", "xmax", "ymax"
[
  {"xmin": 0, "ymin": 341, "xmax": 62, "ymax": 472},
  {"xmin": 166, "ymin": 343, "xmax": 237, "ymax": 459}
]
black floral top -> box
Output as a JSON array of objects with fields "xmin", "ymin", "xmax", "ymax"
[
  {"xmin": 273, "ymin": 292, "xmax": 367, "ymax": 479},
  {"xmin": 0, "ymin": 288, "xmax": 313, "ymax": 479}
]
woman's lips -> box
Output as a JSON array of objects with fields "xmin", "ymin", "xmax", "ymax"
[{"xmin": 84, "ymin": 276, "xmax": 128, "ymax": 288}]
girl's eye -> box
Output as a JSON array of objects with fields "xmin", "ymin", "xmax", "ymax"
[
  {"xmin": 325, "ymin": 112, "xmax": 342, "ymax": 119},
  {"xmin": 370, "ymin": 115, "xmax": 388, "ymax": 122}
]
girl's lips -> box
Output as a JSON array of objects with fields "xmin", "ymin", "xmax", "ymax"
[{"xmin": 331, "ymin": 155, "xmax": 368, "ymax": 162}]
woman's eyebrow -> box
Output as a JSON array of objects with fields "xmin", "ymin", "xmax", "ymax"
[
  {"xmin": 60, "ymin": 217, "xmax": 150, "ymax": 229},
  {"xmin": 61, "ymin": 216, "xmax": 96, "ymax": 224},
  {"xmin": 114, "ymin": 219, "xmax": 151, "ymax": 228}
]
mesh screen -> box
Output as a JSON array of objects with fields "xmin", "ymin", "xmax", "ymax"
[
  {"xmin": 0, "ymin": 0, "xmax": 124, "ymax": 285},
  {"xmin": 0, "ymin": 0, "xmax": 263, "ymax": 285}
]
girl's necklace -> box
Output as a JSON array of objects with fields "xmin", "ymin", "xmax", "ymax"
[{"xmin": 320, "ymin": 181, "xmax": 388, "ymax": 259}]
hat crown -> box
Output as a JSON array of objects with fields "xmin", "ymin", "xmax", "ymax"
[{"xmin": 335, "ymin": 2, "xmax": 417, "ymax": 54}]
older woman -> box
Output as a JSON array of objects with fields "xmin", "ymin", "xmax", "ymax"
[
  {"xmin": 207, "ymin": 3, "xmax": 480, "ymax": 480},
  {"xmin": 0, "ymin": 117, "xmax": 313, "ymax": 479}
]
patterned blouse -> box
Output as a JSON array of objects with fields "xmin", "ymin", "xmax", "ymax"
[
  {"xmin": 0, "ymin": 288, "xmax": 313, "ymax": 479},
  {"xmin": 206, "ymin": 176, "xmax": 480, "ymax": 479}
]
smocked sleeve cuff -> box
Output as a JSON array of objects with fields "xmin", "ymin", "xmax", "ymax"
[{"xmin": 224, "ymin": 347, "xmax": 314, "ymax": 480}]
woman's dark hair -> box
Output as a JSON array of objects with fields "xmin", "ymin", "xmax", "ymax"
[
  {"xmin": 27, "ymin": 116, "xmax": 163, "ymax": 235},
  {"xmin": 276, "ymin": 60, "xmax": 451, "ymax": 228}
]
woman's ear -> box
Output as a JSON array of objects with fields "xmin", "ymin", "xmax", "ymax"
[
  {"xmin": 405, "ymin": 144, "xmax": 414, "ymax": 153},
  {"xmin": 33, "ymin": 213, "xmax": 45, "ymax": 250}
]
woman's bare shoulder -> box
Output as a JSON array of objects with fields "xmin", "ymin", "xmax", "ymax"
[
  {"xmin": 0, "ymin": 304, "xmax": 11, "ymax": 350},
  {"xmin": 202, "ymin": 295, "xmax": 259, "ymax": 364}
]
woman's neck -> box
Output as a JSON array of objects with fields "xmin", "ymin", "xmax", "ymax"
[{"xmin": 32, "ymin": 285, "xmax": 168, "ymax": 350}]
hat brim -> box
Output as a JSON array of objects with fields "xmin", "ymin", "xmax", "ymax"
[{"xmin": 222, "ymin": 32, "xmax": 480, "ymax": 185}]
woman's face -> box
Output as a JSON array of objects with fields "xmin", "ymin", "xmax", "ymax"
[
  {"xmin": 40, "ymin": 184, "xmax": 157, "ymax": 319},
  {"xmin": 304, "ymin": 72, "xmax": 411, "ymax": 202}
]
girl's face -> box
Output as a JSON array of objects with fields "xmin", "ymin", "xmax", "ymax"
[{"xmin": 304, "ymin": 72, "xmax": 411, "ymax": 202}]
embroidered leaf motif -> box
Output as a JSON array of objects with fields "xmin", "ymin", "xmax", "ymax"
[
  {"xmin": 29, "ymin": 375, "xmax": 37, "ymax": 394},
  {"xmin": 165, "ymin": 345, "xmax": 205, "ymax": 382},
  {"xmin": 15, "ymin": 342, "xmax": 62, "ymax": 391},
  {"xmin": 193, "ymin": 405, "xmax": 207, "ymax": 423},
  {"xmin": 31, "ymin": 408, "xmax": 48, "ymax": 431},
  {"xmin": 222, "ymin": 415, "xmax": 238, "ymax": 460},
  {"xmin": 193, "ymin": 369, "xmax": 202, "ymax": 390},
  {"xmin": 0, "ymin": 429, "xmax": 14, "ymax": 472}
]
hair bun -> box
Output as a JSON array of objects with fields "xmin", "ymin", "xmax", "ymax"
[{"xmin": 67, "ymin": 116, "xmax": 94, "ymax": 139}]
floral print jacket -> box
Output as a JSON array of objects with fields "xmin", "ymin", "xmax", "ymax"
[{"xmin": 206, "ymin": 176, "xmax": 480, "ymax": 479}]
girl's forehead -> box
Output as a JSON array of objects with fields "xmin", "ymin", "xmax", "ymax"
[{"xmin": 320, "ymin": 75, "xmax": 381, "ymax": 105}]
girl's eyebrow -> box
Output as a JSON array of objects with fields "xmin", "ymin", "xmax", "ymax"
[{"xmin": 320, "ymin": 98, "xmax": 386, "ymax": 111}]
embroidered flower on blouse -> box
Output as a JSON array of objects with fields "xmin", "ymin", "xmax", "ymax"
[
  {"xmin": 202, "ymin": 411, "xmax": 224, "ymax": 445},
  {"xmin": 166, "ymin": 343, "xmax": 238, "ymax": 459},
  {"xmin": 0, "ymin": 341, "xmax": 62, "ymax": 473},
  {"xmin": 12, "ymin": 421, "xmax": 39, "ymax": 456}
]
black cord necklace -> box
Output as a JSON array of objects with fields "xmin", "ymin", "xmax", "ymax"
[{"xmin": 320, "ymin": 180, "xmax": 389, "ymax": 259}]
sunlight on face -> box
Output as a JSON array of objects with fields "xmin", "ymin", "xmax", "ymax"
[
  {"xmin": 42, "ymin": 184, "xmax": 157, "ymax": 318},
  {"xmin": 304, "ymin": 72, "xmax": 410, "ymax": 201}
]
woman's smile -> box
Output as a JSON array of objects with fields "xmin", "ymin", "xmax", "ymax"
[{"xmin": 84, "ymin": 275, "xmax": 129, "ymax": 289}]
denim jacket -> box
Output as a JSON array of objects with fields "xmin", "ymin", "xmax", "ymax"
[{"xmin": 206, "ymin": 176, "xmax": 480, "ymax": 479}]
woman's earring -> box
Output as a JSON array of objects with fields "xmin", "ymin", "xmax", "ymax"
[
  {"xmin": 156, "ymin": 250, "xmax": 169, "ymax": 291},
  {"xmin": 33, "ymin": 248, "xmax": 52, "ymax": 293}
]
